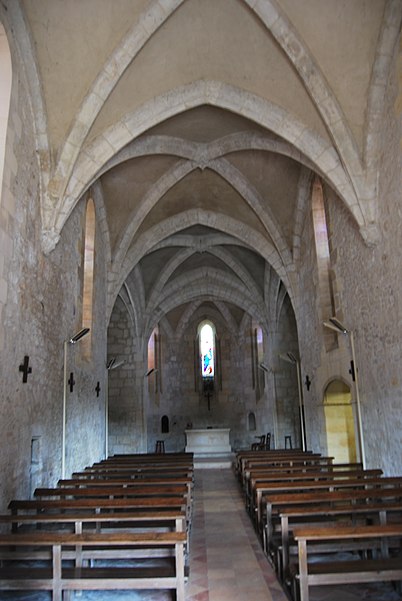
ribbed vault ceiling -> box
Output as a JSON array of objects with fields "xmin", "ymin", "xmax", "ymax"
[{"xmin": 19, "ymin": 0, "xmax": 396, "ymax": 338}]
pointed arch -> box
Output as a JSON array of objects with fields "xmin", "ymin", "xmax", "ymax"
[{"xmin": 0, "ymin": 22, "xmax": 11, "ymax": 204}]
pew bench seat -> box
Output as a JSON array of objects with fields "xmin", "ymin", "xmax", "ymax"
[
  {"xmin": 292, "ymin": 524, "xmax": 402, "ymax": 601},
  {"xmin": 0, "ymin": 530, "xmax": 187, "ymax": 601}
]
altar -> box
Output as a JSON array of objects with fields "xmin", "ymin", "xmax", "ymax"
[{"xmin": 185, "ymin": 428, "xmax": 231, "ymax": 457}]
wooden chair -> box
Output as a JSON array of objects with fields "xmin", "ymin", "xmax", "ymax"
[{"xmin": 251, "ymin": 435, "xmax": 266, "ymax": 451}]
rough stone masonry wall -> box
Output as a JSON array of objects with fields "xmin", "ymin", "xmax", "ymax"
[
  {"xmin": 144, "ymin": 309, "xmax": 302, "ymax": 453},
  {"xmin": 107, "ymin": 297, "xmax": 145, "ymax": 455},
  {"xmin": 297, "ymin": 50, "xmax": 402, "ymax": 475},
  {"xmin": 0, "ymin": 19, "xmax": 108, "ymax": 510}
]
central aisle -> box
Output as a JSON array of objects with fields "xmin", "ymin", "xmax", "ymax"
[{"xmin": 186, "ymin": 468, "xmax": 288, "ymax": 601}]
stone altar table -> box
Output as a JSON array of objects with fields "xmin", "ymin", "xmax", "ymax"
[{"xmin": 185, "ymin": 428, "xmax": 231, "ymax": 457}]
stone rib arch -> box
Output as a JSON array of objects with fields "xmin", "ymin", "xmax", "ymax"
[
  {"xmin": 90, "ymin": 180, "xmax": 112, "ymax": 267},
  {"xmin": 362, "ymin": 0, "xmax": 402, "ymax": 225},
  {"xmin": 145, "ymin": 244, "xmax": 262, "ymax": 320},
  {"xmin": 174, "ymin": 300, "xmax": 203, "ymax": 342},
  {"xmin": 144, "ymin": 247, "xmax": 264, "ymax": 328},
  {"xmin": 147, "ymin": 284, "xmax": 267, "ymax": 336},
  {"xmin": 113, "ymin": 158, "xmax": 194, "ymax": 262},
  {"xmin": 150, "ymin": 232, "xmax": 251, "ymax": 253},
  {"xmin": 293, "ymin": 168, "xmax": 313, "ymax": 265},
  {"xmin": 47, "ymin": 81, "xmax": 363, "ymax": 252},
  {"xmin": 245, "ymin": 0, "xmax": 363, "ymax": 191},
  {"xmin": 113, "ymin": 152, "xmax": 293, "ymax": 269},
  {"xmin": 146, "ymin": 265, "xmax": 265, "ymax": 322},
  {"xmin": 47, "ymin": 0, "xmax": 185, "ymax": 209},
  {"xmin": 208, "ymin": 247, "xmax": 262, "ymax": 301},
  {"xmin": 107, "ymin": 209, "xmax": 294, "ymax": 319},
  {"xmin": 209, "ymin": 157, "xmax": 292, "ymax": 266},
  {"xmin": 145, "ymin": 247, "xmax": 195, "ymax": 312},
  {"xmin": 246, "ymin": 0, "xmax": 402, "ymax": 242},
  {"xmin": 175, "ymin": 301, "xmax": 238, "ymax": 343}
]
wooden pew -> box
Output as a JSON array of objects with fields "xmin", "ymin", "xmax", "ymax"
[
  {"xmin": 292, "ymin": 524, "xmax": 402, "ymax": 601},
  {"xmin": 246, "ymin": 468, "xmax": 383, "ymax": 515},
  {"xmin": 276, "ymin": 501, "xmax": 402, "ymax": 581},
  {"xmin": 236, "ymin": 452, "xmax": 323, "ymax": 484},
  {"xmin": 35, "ymin": 483, "xmax": 191, "ymax": 500},
  {"xmin": 34, "ymin": 483, "xmax": 192, "ymax": 522},
  {"xmin": 0, "ymin": 530, "xmax": 187, "ymax": 601},
  {"xmin": 262, "ymin": 486, "xmax": 402, "ymax": 557},
  {"xmin": 240, "ymin": 456, "xmax": 334, "ymax": 488},
  {"xmin": 253, "ymin": 475, "xmax": 402, "ymax": 528},
  {"xmin": 74, "ymin": 465, "xmax": 193, "ymax": 480},
  {"xmin": 8, "ymin": 496, "xmax": 188, "ymax": 519},
  {"xmin": 59, "ymin": 475, "xmax": 193, "ymax": 488},
  {"xmin": 235, "ymin": 449, "xmax": 315, "ymax": 476}
]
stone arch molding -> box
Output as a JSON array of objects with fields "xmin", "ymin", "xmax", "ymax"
[
  {"xmin": 107, "ymin": 209, "xmax": 294, "ymax": 320},
  {"xmin": 110, "ymin": 151, "xmax": 292, "ymax": 272},
  {"xmin": 34, "ymin": 0, "xmax": 401, "ymax": 253},
  {"xmin": 44, "ymin": 81, "xmax": 362, "ymax": 253}
]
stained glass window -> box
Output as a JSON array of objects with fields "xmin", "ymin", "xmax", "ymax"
[{"xmin": 200, "ymin": 323, "xmax": 214, "ymax": 378}]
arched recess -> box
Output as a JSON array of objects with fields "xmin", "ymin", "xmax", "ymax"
[
  {"xmin": 0, "ymin": 21, "xmax": 11, "ymax": 203},
  {"xmin": 248, "ymin": 412, "xmax": 256, "ymax": 432},
  {"xmin": 323, "ymin": 379, "xmax": 357, "ymax": 464},
  {"xmin": 82, "ymin": 197, "xmax": 96, "ymax": 360}
]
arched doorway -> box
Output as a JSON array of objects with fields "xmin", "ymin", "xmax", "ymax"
[{"xmin": 323, "ymin": 379, "xmax": 357, "ymax": 463}]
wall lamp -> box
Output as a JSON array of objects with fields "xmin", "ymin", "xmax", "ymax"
[
  {"xmin": 105, "ymin": 357, "xmax": 125, "ymax": 458},
  {"xmin": 145, "ymin": 368, "xmax": 158, "ymax": 377},
  {"xmin": 323, "ymin": 317, "xmax": 366, "ymax": 468},
  {"xmin": 62, "ymin": 328, "xmax": 90, "ymax": 479},
  {"xmin": 279, "ymin": 352, "xmax": 307, "ymax": 451}
]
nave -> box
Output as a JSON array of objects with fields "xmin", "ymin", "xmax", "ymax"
[{"xmin": 2, "ymin": 466, "xmax": 401, "ymax": 601}]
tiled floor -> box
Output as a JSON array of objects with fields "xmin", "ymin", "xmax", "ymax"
[{"xmin": 2, "ymin": 467, "xmax": 402, "ymax": 600}]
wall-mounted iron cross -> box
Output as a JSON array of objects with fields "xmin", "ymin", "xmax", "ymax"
[
  {"xmin": 19, "ymin": 355, "xmax": 32, "ymax": 383},
  {"xmin": 68, "ymin": 372, "xmax": 75, "ymax": 393},
  {"xmin": 95, "ymin": 381, "xmax": 101, "ymax": 397}
]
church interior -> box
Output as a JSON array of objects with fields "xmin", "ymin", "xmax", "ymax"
[{"xmin": 0, "ymin": 1, "xmax": 401, "ymax": 599}]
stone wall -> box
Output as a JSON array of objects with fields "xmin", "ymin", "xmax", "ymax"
[
  {"xmin": 107, "ymin": 296, "xmax": 145, "ymax": 455},
  {"xmin": 0, "ymin": 11, "xmax": 108, "ymax": 510},
  {"xmin": 140, "ymin": 307, "xmax": 301, "ymax": 453},
  {"xmin": 297, "ymin": 50, "xmax": 402, "ymax": 474}
]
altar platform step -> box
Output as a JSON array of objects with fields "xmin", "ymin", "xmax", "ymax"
[{"xmin": 193, "ymin": 452, "xmax": 235, "ymax": 469}]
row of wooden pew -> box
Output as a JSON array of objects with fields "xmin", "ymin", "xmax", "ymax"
[
  {"xmin": 0, "ymin": 451, "xmax": 194, "ymax": 600},
  {"xmin": 235, "ymin": 448, "xmax": 402, "ymax": 601}
]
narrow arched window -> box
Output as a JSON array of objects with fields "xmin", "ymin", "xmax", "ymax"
[
  {"xmin": 311, "ymin": 177, "xmax": 336, "ymax": 350},
  {"xmin": 82, "ymin": 197, "xmax": 95, "ymax": 359},
  {"xmin": 248, "ymin": 412, "xmax": 256, "ymax": 431},
  {"xmin": 200, "ymin": 322, "xmax": 215, "ymax": 378},
  {"xmin": 0, "ymin": 23, "xmax": 11, "ymax": 205},
  {"xmin": 147, "ymin": 325, "xmax": 161, "ymax": 398},
  {"xmin": 161, "ymin": 415, "xmax": 169, "ymax": 434}
]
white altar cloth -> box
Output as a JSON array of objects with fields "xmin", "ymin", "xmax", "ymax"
[{"xmin": 185, "ymin": 428, "xmax": 231, "ymax": 456}]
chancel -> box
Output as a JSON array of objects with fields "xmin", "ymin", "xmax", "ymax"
[{"xmin": 0, "ymin": 2, "xmax": 401, "ymax": 600}]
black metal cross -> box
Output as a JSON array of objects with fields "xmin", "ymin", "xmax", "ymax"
[
  {"xmin": 68, "ymin": 372, "xmax": 75, "ymax": 393},
  {"xmin": 95, "ymin": 381, "xmax": 101, "ymax": 397},
  {"xmin": 305, "ymin": 374, "xmax": 311, "ymax": 391},
  {"xmin": 19, "ymin": 355, "xmax": 32, "ymax": 383}
]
